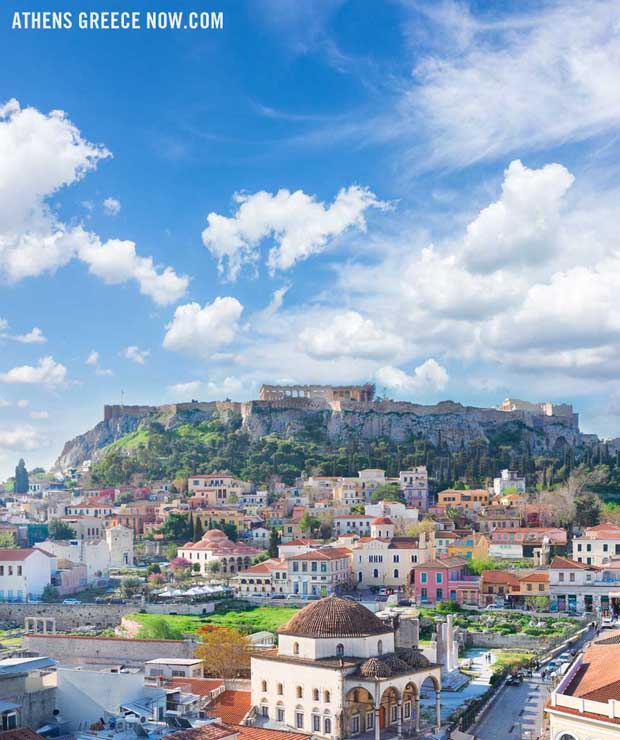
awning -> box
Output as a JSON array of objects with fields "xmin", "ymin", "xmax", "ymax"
[
  {"xmin": 0, "ymin": 701, "xmax": 20, "ymax": 712},
  {"xmin": 120, "ymin": 703, "xmax": 152, "ymax": 718}
]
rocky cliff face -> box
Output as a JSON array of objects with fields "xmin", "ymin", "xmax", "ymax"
[{"xmin": 53, "ymin": 398, "xmax": 587, "ymax": 472}]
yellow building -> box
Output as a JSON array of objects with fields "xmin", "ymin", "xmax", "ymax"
[
  {"xmin": 437, "ymin": 489, "xmax": 490, "ymax": 510},
  {"xmin": 447, "ymin": 533, "xmax": 489, "ymax": 561}
]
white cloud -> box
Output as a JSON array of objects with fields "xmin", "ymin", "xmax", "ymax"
[
  {"xmin": 377, "ymin": 359, "xmax": 449, "ymax": 392},
  {"xmin": 300, "ymin": 311, "xmax": 404, "ymax": 360},
  {"xmin": 86, "ymin": 350, "xmax": 99, "ymax": 365},
  {"xmin": 461, "ymin": 160, "xmax": 574, "ymax": 273},
  {"xmin": 202, "ymin": 186, "xmax": 387, "ymax": 279},
  {"xmin": 163, "ymin": 297, "xmax": 244, "ymax": 359},
  {"xmin": 95, "ymin": 367, "xmax": 114, "ymax": 376},
  {"xmin": 0, "ymin": 100, "xmax": 188, "ymax": 304},
  {"xmin": 30, "ymin": 410, "xmax": 49, "ymax": 420},
  {"xmin": 103, "ymin": 197, "xmax": 121, "ymax": 215},
  {"xmin": 168, "ymin": 381, "xmax": 203, "ymax": 397},
  {"xmin": 402, "ymin": 1, "xmax": 620, "ymax": 167},
  {"xmin": 206, "ymin": 376, "xmax": 243, "ymax": 397},
  {"xmin": 122, "ymin": 346, "xmax": 149, "ymax": 365},
  {"xmin": 16, "ymin": 399, "xmax": 29, "ymax": 408},
  {"xmin": 0, "ymin": 399, "xmax": 9, "ymax": 408},
  {"xmin": 12, "ymin": 327, "xmax": 46, "ymax": 344},
  {"xmin": 78, "ymin": 236, "xmax": 189, "ymax": 306},
  {"xmin": 0, "ymin": 424, "xmax": 44, "ymax": 451},
  {"xmin": 0, "ymin": 356, "xmax": 66, "ymax": 387}
]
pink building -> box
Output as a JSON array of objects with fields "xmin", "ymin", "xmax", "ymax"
[{"xmin": 410, "ymin": 557, "xmax": 479, "ymax": 606}]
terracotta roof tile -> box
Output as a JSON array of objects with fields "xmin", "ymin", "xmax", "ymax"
[
  {"xmin": 162, "ymin": 678, "xmax": 224, "ymax": 696},
  {"xmin": 208, "ymin": 690, "xmax": 251, "ymax": 724},
  {"xmin": 234, "ymin": 725, "xmax": 308, "ymax": 740},
  {"xmin": 165, "ymin": 722, "xmax": 237, "ymax": 740},
  {"xmin": 0, "ymin": 729, "xmax": 45, "ymax": 740},
  {"xmin": 564, "ymin": 645, "xmax": 620, "ymax": 702},
  {"xmin": 278, "ymin": 595, "xmax": 391, "ymax": 638}
]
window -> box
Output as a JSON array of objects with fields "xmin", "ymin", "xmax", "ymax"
[
  {"xmin": 559, "ymin": 572, "xmax": 565, "ymax": 582},
  {"xmin": 569, "ymin": 573, "xmax": 575, "ymax": 582},
  {"xmin": 296, "ymin": 713, "xmax": 304, "ymax": 730},
  {"xmin": 421, "ymin": 587, "xmax": 428, "ymax": 600},
  {"xmin": 324, "ymin": 718, "xmax": 332, "ymax": 734},
  {"xmin": 277, "ymin": 707, "xmax": 285, "ymax": 722},
  {"xmin": 436, "ymin": 588, "xmax": 443, "ymax": 601},
  {"xmin": 277, "ymin": 683, "xmax": 283, "ymax": 695},
  {"xmin": 436, "ymin": 572, "xmax": 443, "ymax": 584},
  {"xmin": 421, "ymin": 572, "xmax": 428, "ymax": 583},
  {"xmin": 539, "ymin": 584, "xmax": 544, "ymax": 591},
  {"xmin": 261, "ymin": 680, "xmax": 267, "ymax": 692},
  {"xmin": 324, "ymin": 690, "xmax": 331, "ymax": 703},
  {"xmin": 336, "ymin": 644, "xmax": 344, "ymax": 657},
  {"xmin": 373, "ymin": 568, "xmax": 379, "ymax": 578},
  {"xmin": 403, "ymin": 702, "xmax": 411, "ymax": 719},
  {"xmin": 366, "ymin": 712, "xmax": 374, "ymax": 730},
  {"xmin": 577, "ymin": 543, "xmax": 582, "ymax": 552},
  {"xmin": 296, "ymin": 686, "xmax": 303, "ymax": 699},
  {"xmin": 586, "ymin": 544, "xmax": 592, "ymax": 552},
  {"xmin": 351, "ymin": 715, "xmax": 360, "ymax": 734},
  {"xmin": 313, "ymin": 689, "xmax": 319, "ymax": 701},
  {"xmin": 604, "ymin": 543, "xmax": 609, "ymax": 552},
  {"xmin": 261, "ymin": 705, "xmax": 269, "ymax": 718},
  {"xmin": 377, "ymin": 639, "xmax": 383, "ymax": 655},
  {"xmin": 393, "ymin": 554, "xmax": 400, "ymax": 563},
  {"xmin": 293, "ymin": 642, "xmax": 299, "ymax": 655},
  {"xmin": 393, "ymin": 569, "xmax": 399, "ymax": 578},
  {"xmin": 313, "ymin": 715, "xmax": 321, "ymax": 732},
  {"xmin": 390, "ymin": 706, "xmax": 398, "ymax": 722}
]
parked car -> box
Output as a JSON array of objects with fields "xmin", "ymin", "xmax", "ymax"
[
  {"xmin": 62, "ymin": 598, "xmax": 80, "ymax": 605},
  {"xmin": 271, "ymin": 593, "xmax": 286, "ymax": 600},
  {"xmin": 506, "ymin": 674, "xmax": 523, "ymax": 686}
]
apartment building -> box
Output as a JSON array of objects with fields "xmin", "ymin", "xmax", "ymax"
[{"xmin": 572, "ymin": 523, "xmax": 620, "ymax": 566}]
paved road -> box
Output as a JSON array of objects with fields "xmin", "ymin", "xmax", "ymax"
[{"xmin": 474, "ymin": 676, "xmax": 549, "ymax": 740}]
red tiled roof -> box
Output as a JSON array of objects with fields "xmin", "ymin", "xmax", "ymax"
[
  {"xmin": 0, "ymin": 548, "xmax": 52, "ymax": 561},
  {"xmin": 564, "ymin": 645, "xmax": 620, "ymax": 702},
  {"xmin": 234, "ymin": 726, "xmax": 308, "ymax": 740},
  {"xmin": 371, "ymin": 517, "xmax": 393, "ymax": 525},
  {"xmin": 0, "ymin": 729, "xmax": 45, "ymax": 740},
  {"xmin": 549, "ymin": 556, "xmax": 600, "ymax": 570},
  {"xmin": 166, "ymin": 722, "xmax": 237, "ymax": 740},
  {"xmin": 481, "ymin": 570, "xmax": 520, "ymax": 586},
  {"xmin": 208, "ymin": 690, "xmax": 251, "ymax": 724},
  {"xmin": 519, "ymin": 571, "xmax": 549, "ymax": 583},
  {"xmin": 162, "ymin": 678, "xmax": 224, "ymax": 696},
  {"xmin": 288, "ymin": 547, "xmax": 350, "ymax": 561},
  {"xmin": 279, "ymin": 539, "xmax": 321, "ymax": 546}
]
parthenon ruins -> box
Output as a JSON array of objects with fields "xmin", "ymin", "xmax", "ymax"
[{"xmin": 259, "ymin": 383, "xmax": 375, "ymax": 402}]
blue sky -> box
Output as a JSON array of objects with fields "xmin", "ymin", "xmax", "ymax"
[{"xmin": 1, "ymin": 0, "xmax": 620, "ymax": 479}]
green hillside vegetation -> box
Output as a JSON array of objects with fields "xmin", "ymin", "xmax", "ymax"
[{"xmin": 90, "ymin": 412, "xmax": 620, "ymax": 492}]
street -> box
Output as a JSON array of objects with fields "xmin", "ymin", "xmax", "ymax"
[{"xmin": 474, "ymin": 676, "xmax": 549, "ymax": 740}]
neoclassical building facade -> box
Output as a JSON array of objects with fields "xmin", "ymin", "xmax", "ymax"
[{"xmin": 250, "ymin": 596, "xmax": 441, "ymax": 739}]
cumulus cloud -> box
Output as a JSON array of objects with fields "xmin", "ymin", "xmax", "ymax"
[
  {"xmin": 0, "ymin": 399, "xmax": 9, "ymax": 408},
  {"xmin": 462, "ymin": 160, "xmax": 574, "ymax": 273},
  {"xmin": 0, "ymin": 99, "xmax": 188, "ymax": 304},
  {"xmin": 163, "ymin": 297, "xmax": 244, "ymax": 359},
  {"xmin": 122, "ymin": 346, "xmax": 149, "ymax": 365},
  {"xmin": 12, "ymin": 327, "xmax": 46, "ymax": 344},
  {"xmin": 103, "ymin": 197, "xmax": 121, "ymax": 215},
  {"xmin": 202, "ymin": 186, "xmax": 387, "ymax": 279},
  {"xmin": 0, "ymin": 424, "xmax": 44, "ymax": 451},
  {"xmin": 86, "ymin": 351, "xmax": 99, "ymax": 365},
  {"xmin": 78, "ymin": 235, "xmax": 189, "ymax": 305},
  {"xmin": 300, "ymin": 311, "xmax": 404, "ymax": 360},
  {"xmin": 377, "ymin": 359, "xmax": 449, "ymax": 392},
  {"xmin": 0, "ymin": 356, "xmax": 67, "ymax": 387},
  {"xmin": 206, "ymin": 376, "xmax": 243, "ymax": 397}
]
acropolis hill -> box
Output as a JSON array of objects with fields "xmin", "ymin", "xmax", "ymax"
[{"xmin": 54, "ymin": 385, "xmax": 586, "ymax": 471}]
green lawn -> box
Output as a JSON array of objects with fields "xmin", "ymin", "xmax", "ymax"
[{"xmin": 128, "ymin": 605, "xmax": 299, "ymax": 638}]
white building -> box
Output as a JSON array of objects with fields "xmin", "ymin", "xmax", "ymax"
[
  {"xmin": 492, "ymin": 469, "xmax": 526, "ymax": 496},
  {"xmin": 0, "ymin": 548, "xmax": 54, "ymax": 601},
  {"xmin": 572, "ymin": 523, "xmax": 620, "ymax": 566},
  {"xmin": 287, "ymin": 548, "xmax": 352, "ymax": 598},
  {"xmin": 547, "ymin": 635, "xmax": 620, "ymax": 740},
  {"xmin": 333, "ymin": 516, "xmax": 373, "ymax": 537},
  {"xmin": 399, "ymin": 468, "xmax": 428, "ymax": 509},
  {"xmin": 105, "ymin": 525, "xmax": 134, "ymax": 568},
  {"xmin": 37, "ymin": 539, "xmax": 110, "ymax": 580},
  {"xmin": 144, "ymin": 659, "xmax": 203, "ymax": 680},
  {"xmin": 251, "ymin": 595, "xmax": 442, "ymax": 738},
  {"xmin": 364, "ymin": 503, "xmax": 419, "ymax": 527}
]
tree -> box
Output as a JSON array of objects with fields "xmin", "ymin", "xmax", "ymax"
[
  {"xmin": 158, "ymin": 512, "xmax": 191, "ymax": 541},
  {"xmin": 193, "ymin": 517, "xmax": 204, "ymax": 542},
  {"xmin": 0, "ymin": 531, "xmax": 16, "ymax": 548},
  {"xmin": 267, "ymin": 527, "xmax": 280, "ymax": 558},
  {"xmin": 404, "ymin": 519, "xmax": 436, "ymax": 537},
  {"xmin": 299, "ymin": 511, "xmax": 320, "ymax": 535},
  {"xmin": 120, "ymin": 577, "xmax": 143, "ymax": 599},
  {"xmin": 222, "ymin": 522, "xmax": 238, "ymax": 542},
  {"xmin": 48, "ymin": 519, "xmax": 77, "ymax": 540},
  {"xmin": 206, "ymin": 560, "xmax": 221, "ymax": 576},
  {"xmin": 169, "ymin": 557, "xmax": 192, "ymax": 581},
  {"xmin": 41, "ymin": 585, "xmax": 60, "ymax": 602},
  {"xmin": 524, "ymin": 595, "xmax": 550, "ymax": 612},
  {"xmin": 192, "ymin": 562, "xmax": 201, "ymax": 573},
  {"xmin": 574, "ymin": 492, "xmax": 601, "ymax": 528},
  {"xmin": 370, "ymin": 483, "xmax": 404, "ymax": 504},
  {"xmin": 195, "ymin": 625, "xmax": 251, "ymax": 678},
  {"xmin": 14, "ymin": 459, "xmax": 28, "ymax": 494},
  {"xmin": 147, "ymin": 563, "xmax": 161, "ymax": 574}
]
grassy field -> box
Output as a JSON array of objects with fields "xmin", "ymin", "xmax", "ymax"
[{"xmin": 128, "ymin": 605, "xmax": 299, "ymax": 638}]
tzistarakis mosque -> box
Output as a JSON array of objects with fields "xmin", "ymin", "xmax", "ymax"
[{"xmin": 250, "ymin": 596, "xmax": 442, "ymax": 739}]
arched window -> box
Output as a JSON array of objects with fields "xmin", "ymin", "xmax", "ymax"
[
  {"xmin": 336, "ymin": 643, "xmax": 344, "ymax": 657},
  {"xmin": 313, "ymin": 689, "xmax": 319, "ymax": 701},
  {"xmin": 373, "ymin": 568, "xmax": 379, "ymax": 578},
  {"xmin": 277, "ymin": 683, "xmax": 283, "ymax": 695},
  {"xmin": 324, "ymin": 718, "xmax": 332, "ymax": 734},
  {"xmin": 393, "ymin": 568, "xmax": 399, "ymax": 578},
  {"xmin": 293, "ymin": 642, "xmax": 300, "ymax": 655},
  {"xmin": 261, "ymin": 680, "xmax": 267, "ymax": 692},
  {"xmin": 324, "ymin": 690, "xmax": 331, "ymax": 703},
  {"xmin": 377, "ymin": 639, "xmax": 383, "ymax": 655},
  {"xmin": 296, "ymin": 686, "xmax": 303, "ymax": 699}
]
